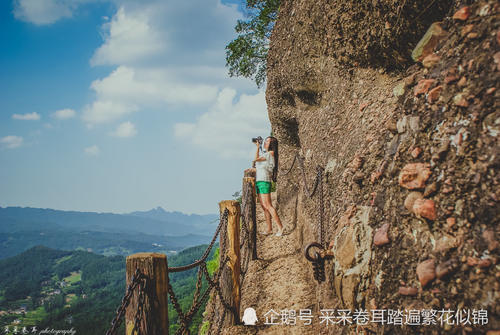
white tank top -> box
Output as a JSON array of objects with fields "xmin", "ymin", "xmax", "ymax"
[{"xmin": 256, "ymin": 151, "xmax": 275, "ymax": 182}]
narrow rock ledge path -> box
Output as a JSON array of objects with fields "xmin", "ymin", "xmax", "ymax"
[{"xmin": 220, "ymin": 193, "xmax": 339, "ymax": 335}]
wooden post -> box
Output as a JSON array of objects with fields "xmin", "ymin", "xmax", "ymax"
[
  {"xmin": 244, "ymin": 169, "xmax": 255, "ymax": 178},
  {"xmin": 242, "ymin": 176, "xmax": 258, "ymax": 260},
  {"xmin": 218, "ymin": 200, "xmax": 241, "ymax": 325},
  {"xmin": 125, "ymin": 253, "xmax": 169, "ymax": 335},
  {"xmin": 244, "ymin": 169, "xmax": 259, "ymax": 204}
]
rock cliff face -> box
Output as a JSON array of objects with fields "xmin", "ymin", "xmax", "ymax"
[
  {"xmin": 202, "ymin": 1, "xmax": 498, "ymax": 334},
  {"xmin": 264, "ymin": 0, "xmax": 499, "ymax": 333}
]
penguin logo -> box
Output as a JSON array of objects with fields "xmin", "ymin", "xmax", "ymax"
[{"xmin": 242, "ymin": 307, "xmax": 258, "ymax": 325}]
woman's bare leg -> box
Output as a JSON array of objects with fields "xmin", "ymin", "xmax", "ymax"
[
  {"xmin": 261, "ymin": 193, "xmax": 283, "ymax": 231},
  {"xmin": 259, "ymin": 193, "xmax": 273, "ymax": 233}
]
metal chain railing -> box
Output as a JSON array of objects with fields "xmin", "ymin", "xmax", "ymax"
[
  {"xmin": 105, "ymin": 268, "xmax": 147, "ymax": 335},
  {"xmin": 106, "ymin": 151, "xmax": 334, "ymax": 335},
  {"xmin": 132, "ymin": 276, "xmax": 147, "ymax": 335},
  {"xmin": 168, "ymin": 209, "xmax": 228, "ymax": 273},
  {"xmin": 317, "ymin": 167, "xmax": 325, "ymax": 247},
  {"xmin": 281, "ymin": 152, "xmax": 332, "ymax": 283},
  {"xmin": 280, "ymin": 153, "xmax": 298, "ymax": 176},
  {"xmin": 239, "ymin": 181, "xmax": 255, "ymax": 276},
  {"xmin": 105, "ymin": 208, "xmax": 239, "ymax": 335},
  {"xmin": 284, "ymin": 153, "xmax": 325, "ymax": 246},
  {"xmin": 164, "ymin": 209, "xmax": 239, "ymax": 335}
]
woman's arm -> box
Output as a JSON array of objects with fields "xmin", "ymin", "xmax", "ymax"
[
  {"xmin": 253, "ymin": 151, "xmax": 273, "ymax": 164},
  {"xmin": 252, "ymin": 142, "xmax": 263, "ymax": 166},
  {"xmin": 254, "ymin": 142, "xmax": 260, "ymax": 160}
]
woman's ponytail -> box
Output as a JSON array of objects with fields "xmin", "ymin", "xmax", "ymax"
[{"xmin": 268, "ymin": 137, "xmax": 279, "ymax": 183}]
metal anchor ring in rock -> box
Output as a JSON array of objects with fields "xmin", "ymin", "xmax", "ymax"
[{"xmin": 330, "ymin": 206, "xmax": 373, "ymax": 310}]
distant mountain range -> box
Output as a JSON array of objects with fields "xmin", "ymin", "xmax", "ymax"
[
  {"xmin": 128, "ymin": 206, "xmax": 219, "ymax": 233},
  {"xmin": 0, "ymin": 206, "xmax": 219, "ymax": 259},
  {"xmin": 0, "ymin": 206, "xmax": 218, "ymax": 236}
]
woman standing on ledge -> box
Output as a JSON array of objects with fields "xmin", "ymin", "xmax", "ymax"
[{"xmin": 252, "ymin": 136, "xmax": 284, "ymax": 236}]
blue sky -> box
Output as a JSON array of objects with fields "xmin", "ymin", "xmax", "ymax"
[{"xmin": 0, "ymin": 0, "xmax": 270, "ymax": 214}]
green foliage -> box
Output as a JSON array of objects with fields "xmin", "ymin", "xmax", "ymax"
[
  {"xmin": 167, "ymin": 244, "xmax": 218, "ymax": 334},
  {"xmin": 0, "ymin": 244, "xmax": 218, "ymax": 335},
  {"xmin": 206, "ymin": 247, "xmax": 220, "ymax": 276},
  {"xmin": 0, "ymin": 246, "xmax": 125, "ymax": 334},
  {"xmin": 225, "ymin": 0, "xmax": 280, "ymax": 87},
  {"xmin": 0, "ymin": 228, "xmax": 207, "ymax": 260},
  {"xmin": 43, "ymin": 294, "xmax": 64, "ymax": 312},
  {"xmin": 0, "ymin": 246, "xmax": 69, "ymax": 301},
  {"xmin": 232, "ymin": 190, "xmax": 242, "ymax": 204},
  {"xmin": 199, "ymin": 320, "xmax": 210, "ymax": 335}
]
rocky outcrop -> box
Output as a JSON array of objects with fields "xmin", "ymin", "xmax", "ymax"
[
  {"xmin": 203, "ymin": 1, "xmax": 498, "ymax": 334},
  {"xmin": 262, "ymin": 0, "xmax": 499, "ymax": 333}
]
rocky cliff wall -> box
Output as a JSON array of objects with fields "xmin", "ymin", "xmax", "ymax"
[{"xmin": 266, "ymin": 0, "xmax": 499, "ymax": 333}]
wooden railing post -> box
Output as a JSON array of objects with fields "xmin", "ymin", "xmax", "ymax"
[
  {"xmin": 125, "ymin": 253, "xmax": 169, "ymax": 335},
  {"xmin": 218, "ymin": 200, "xmax": 241, "ymax": 325},
  {"xmin": 242, "ymin": 175, "xmax": 258, "ymax": 260}
]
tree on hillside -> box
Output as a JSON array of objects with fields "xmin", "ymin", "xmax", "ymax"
[{"xmin": 225, "ymin": 0, "xmax": 280, "ymax": 88}]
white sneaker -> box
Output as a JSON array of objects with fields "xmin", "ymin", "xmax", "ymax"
[{"xmin": 275, "ymin": 229, "xmax": 283, "ymax": 237}]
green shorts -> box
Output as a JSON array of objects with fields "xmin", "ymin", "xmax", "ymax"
[{"xmin": 255, "ymin": 181, "xmax": 271, "ymax": 194}]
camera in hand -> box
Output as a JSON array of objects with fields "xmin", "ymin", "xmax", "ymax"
[{"xmin": 252, "ymin": 136, "xmax": 263, "ymax": 143}]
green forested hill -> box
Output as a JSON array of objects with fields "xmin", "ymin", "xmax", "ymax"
[
  {"xmin": 0, "ymin": 228, "xmax": 211, "ymax": 259},
  {"xmin": 0, "ymin": 244, "xmax": 217, "ymax": 334}
]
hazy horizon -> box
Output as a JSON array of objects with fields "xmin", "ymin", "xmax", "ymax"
[{"xmin": 0, "ymin": 204, "xmax": 219, "ymax": 216}]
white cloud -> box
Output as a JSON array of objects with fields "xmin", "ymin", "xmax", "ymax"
[
  {"xmin": 84, "ymin": 145, "xmax": 100, "ymax": 155},
  {"xmin": 0, "ymin": 136, "xmax": 24, "ymax": 149},
  {"xmin": 91, "ymin": 6, "xmax": 166, "ymax": 66},
  {"xmin": 174, "ymin": 88, "xmax": 270, "ymax": 158},
  {"xmin": 13, "ymin": 0, "xmax": 73, "ymax": 25},
  {"xmin": 52, "ymin": 108, "xmax": 76, "ymax": 119},
  {"xmin": 92, "ymin": 66, "xmax": 218, "ymax": 106},
  {"xmin": 174, "ymin": 123, "xmax": 196, "ymax": 138},
  {"xmin": 82, "ymin": 99, "xmax": 138, "ymax": 125},
  {"xmin": 12, "ymin": 112, "xmax": 40, "ymax": 120},
  {"xmin": 90, "ymin": 1, "xmax": 241, "ymax": 67},
  {"xmin": 82, "ymin": 66, "xmax": 218, "ymax": 125},
  {"xmin": 13, "ymin": 0, "xmax": 97, "ymax": 25},
  {"xmin": 111, "ymin": 121, "xmax": 137, "ymax": 138},
  {"xmin": 81, "ymin": 0, "xmax": 260, "ymax": 146}
]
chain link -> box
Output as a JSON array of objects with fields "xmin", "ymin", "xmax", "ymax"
[
  {"xmin": 107, "ymin": 151, "xmax": 329, "ymax": 334},
  {"xmin": 168, "ymin": 209, "xmax": 228, "ymax": 273},
  {"xmin": 105, "ymin": 268, "xmax": 146, "ymax": 335},
  {"xmin": 293, "ymin": 153, "xmax": 321, "ymax": 198},
  {"xmin": 167, "ymin": 281, "xmax": 190, "ymax": 334},
  {"xmin": 132, "ymin": 276, "xmax": 146, "ymax": 335},
  {"xmin": 288, "ymin": 153, "xmax": 326, "ymax": 246},
  {"xmin": 192, "ymin": 266, "xmax": 204, "ymax": 309},
  {"xmin": 163, "ymin": 209, "xmax": 238, "ymax": 335},
  {"xmin": 239, "ymin": 179, "xmax": 256, "ymax": 277},
  {"xmin": 282, "ymin": 152, "xmax": 333, "ymax": 283},
  {"xmin": 317, "ymin": 167, "xmax": 325, "ymax": 247},
  {"xmin": 280, "ymin": 153, "xmax": 298, "ymax": 176},
  {"xmin": 106, "ymin": 179, "xmax": 275, "ymax": 335},
  {"xmin": 106, "ymin": 210, "xmax": 230, "ymax": 335}
]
